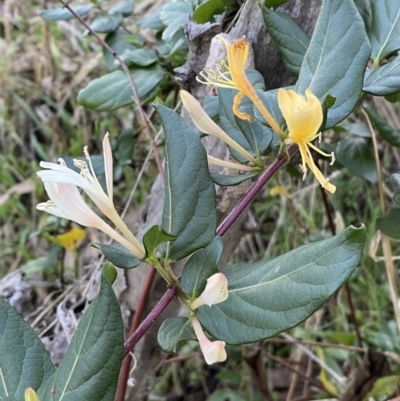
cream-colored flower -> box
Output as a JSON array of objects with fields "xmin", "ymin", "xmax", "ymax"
[
  {"xmin": 37, "ymin": 133, "xmax": 145, "ymax": 258},
  {"xmin": 180, "ymin": 90, "xmax": 256, "ymax": 165},
  {"xmin": 191, "ymin": 317, "xmax": 227, "ymax": 365},
  {"xmin": 191, "ymin": 272, "xmax": 228, "ymax": 310},
  {"xmin": 278, "ymin": 88, "xmax": 336, "ymax": 194}
]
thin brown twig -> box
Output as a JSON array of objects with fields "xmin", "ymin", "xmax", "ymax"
[
  {"xmin": 57, "ymin": 0, "xmax": 164, "ymax": 178},
  {"xmin": 362, "ymin": 108, "xmax": 400, "ymax": 333},
  {"xmin": 115, "ymin": 267, "xmax": 157, "ymax": 401},
  {"xmin": 318, "ymin": 162, "xmax": 363, "ymax": 347}
]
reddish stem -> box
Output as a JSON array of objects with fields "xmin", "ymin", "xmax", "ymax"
[
  {"xmin": 116, "ymin": 267, "xmax": 157, "ymax": 401},
  {"xmin": 122, "ymin": 145, "xmax": 298, "ymax": 356}
]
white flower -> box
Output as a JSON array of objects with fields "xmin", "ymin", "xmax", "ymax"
[
  {"xmin": 191, "ymin": 317, "xmax": 227, "ymax": 365},
  {"xmin": 191, "ymin": 272, "xmax": 228, "ymax": 310},
  {"xmin": 36, "ymin": 133, "xmax": 145, "ymax": 258}
]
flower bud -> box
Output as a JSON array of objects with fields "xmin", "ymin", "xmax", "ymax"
[
  {"xmin": 191, "ymin": 317, "xmax": 227, "ymax": 365},
  {"xmin": 190, "ymin": 273, "xmax": 228, "ymax": 310}
]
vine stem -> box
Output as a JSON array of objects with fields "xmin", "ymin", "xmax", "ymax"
[
  {"xmin": 57, "ymin": 0, "xmax": 164, "ymax": 178},
  {"xmin": 116, "ymin": 267, "xmax": 156, "ymax": 401},
  {"xmin": 122, "ymin": 144, "xmax": 299, "ymax": 356}
]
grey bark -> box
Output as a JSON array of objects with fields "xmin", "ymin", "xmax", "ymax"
[{"xmin": 122, "ymin": 0, "xmax": 321, "ymax": 399}]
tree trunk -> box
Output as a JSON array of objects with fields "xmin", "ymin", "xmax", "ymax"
[{"xmin": 122, "ymin": 1, "xmax": 321, "ymax": 399}]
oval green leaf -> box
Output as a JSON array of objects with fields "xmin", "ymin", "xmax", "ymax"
[
  {"xmin": 77, "ymin": 65, "xmax": 165, "ymax": 111},
  {"xmin": 40, "ymin": 4, "xmax": 93, "ymax": 21},
  {"xmin": 38, "ymin": 273, "xmax": 124, "ymax": 401},
  {"xmin": 0, "ymin": 300, "xmax": 55, "ymax": 400},
  {"xmin": 155, "ymin": 105, "xmax": 217, "ymax": 262},
  {"xmin": 198, "ymin": 225, "xmax": 366, "ymax": 344},
  {"xmin": 157, "ymin": 317, "xmax": 196, "ymax": 353},
  {"xmin": 261, "ymin": 5, "xmax": 310, "ymax": 76},
  {"xmin": 336, "ymin": 137, "xmax": 378, "ymax": 183},
  {"xmin": 296, "ymin": 0, "xmax": 371, "ymax": 129}
]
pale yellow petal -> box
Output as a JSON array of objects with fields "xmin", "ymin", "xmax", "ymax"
[{"xmin": 278, "ymin": 88, "xmax": 323, "ymax": 142}]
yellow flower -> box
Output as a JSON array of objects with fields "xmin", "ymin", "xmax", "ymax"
[
  {"xmin": 278, "ymin": 88, "xmax": 336, "ymax": 194},
  {"xmin": 197, "ymin": 35, "xmax": 281, "ymax": 135}
]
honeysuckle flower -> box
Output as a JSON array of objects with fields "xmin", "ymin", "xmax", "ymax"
[
  {"xmin": 191, "ymin": 272, "xmax": 228, "ymax": 310},
  {"xmin": 278, "ymin": 88, "xmax": 336, "ymax": 194},
  {"xmin": 191, "ymin": 316, "xmax": 227, "ymax": 365},
  {"xmin": 197, "ymin": 36, "xmax": 281, "ymax": 135},
  {"xmin": 180, "ymin": 89, "xmax": 257, "ymax": 165},
  {"xmin": 37, "ymin": 134, "xmax": 145, "ymax": 258},
  {"xmin": 25, "ymin": 388, "xmax": 40, "ymax": 401}
]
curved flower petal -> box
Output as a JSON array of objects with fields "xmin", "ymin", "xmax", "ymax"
[
  {"xmin": 278, "ymin": 88, "xmax": 323, "ymax": 142},
  {"xmin": 191, "ymin": 317, "xmax": 227, "ymax": 365},
  {"xmin": 180, "ymin": 90, "xmax": 256, "ymax": 164},
  {"xmin": 191, "ymin": 273, "xmax": 228, "ymax": 309}
]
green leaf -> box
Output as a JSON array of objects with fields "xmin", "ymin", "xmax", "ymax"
[
  {"xmin": 365, "ymin": 107, "xmax": 400, "ymax": 147},
  {"xmin": 0, "ymin": 300, "xmax": 55, "ymax": 400},
  {"xmin": 77, "ymin": 65, "xmax": 165, "ymax": 111},
  {"xmin": 261, "ymin": 5, "xmax": 310, "ymax": 76},
  {"xmin": 335, "ymin": 137, "xmax": 377, "ymax": 183},
  {"xmin": 118, "ymin": 49, "xmax": 158, "ymax": 67},
  {"xmin": 136, "ymin": 7, "xmax": 164, "ymax": 30},
  {"xmin": 192, "ymin": 0, "xmax": 237, "ymax": 24},
  {"xmin": 388, "ymin": 173, "xmax": 400, "ymax": 206},
  {"xmin": 109, "ymin": 0, "xmax": 134, "ymax": 17},
  {"xmin": 143, "ymin": 225, "xmax": 176, "ymax": 259},
  {"xmin": 296, "ymin": 0, "xmax": 371, "ymax": 129},
  {"xmin": 211, "ymin": 172, "xmax": 259, "ymax": 186},
  {"xmin": 115, "ymin": 128, "xmax": 134, "ymax": 165},
  {"xmin": 354, "ymin": 0, "xmax": 372, "ymax": 31},
  {"xmin": 218, "ymin": 71, "xmax": 267, "ymax": 161},
  {"xmin": 181, "ymin": 237, "xmax": 223, "ymax": 298},
  {"xmin": 254, "ymin": 87, "xmax": 285, "ymax": 130},
  {"xmin": 235, "ymin": 106, "xmax": 280, "ymax": 156},
  {"xmin": 103, "ymin": 29, "xmax": 140, "ymax": 70},
  {"xmin": 160, "ymin": 1, "xmax": 192, "ymax": 42},
  {"xmin": 203, "ymin": 95, "xmax": 220, "ymax": 121},
  {"xmin": 377, "ymin": 206, "xmax": 400, "ymax": 239},
  {"xmin": 364, "ymin": 375, "xmax": 400, "ymax": 400},
  {"xmin": 40, "ymin": 4, "xmax": 93, "ymax": 21},
  {"xmin": 157, "ymin": 317, "xmax": 196, "ymax": 353},
  {"xmin": 198, "ymin": 225, "xmax": 366, "ymax": 344},
  {"xmin": 90, "ymin": 13, "xmax": 123, "ymax": 33},
  {"xmin": 92, "ymin": 243, "xmax": 141, "ymax": 268},
  {"xmin": 102, "ymin": 262, "xmax": 118, "ymax": 284},
  {"xmin": 38, "ymin": 273, "xmax": 124, "ymax": 401},
  {"xmin": 368, "ymin": 1, "xmax": 400, "ymax": 61},
  {"xmin": 363, "ymin": 56, "xmax": 400, "ymax": 96},
  {"xmin": 155, "ymin": 105, "xmax": 217, "ymax": 262}
]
